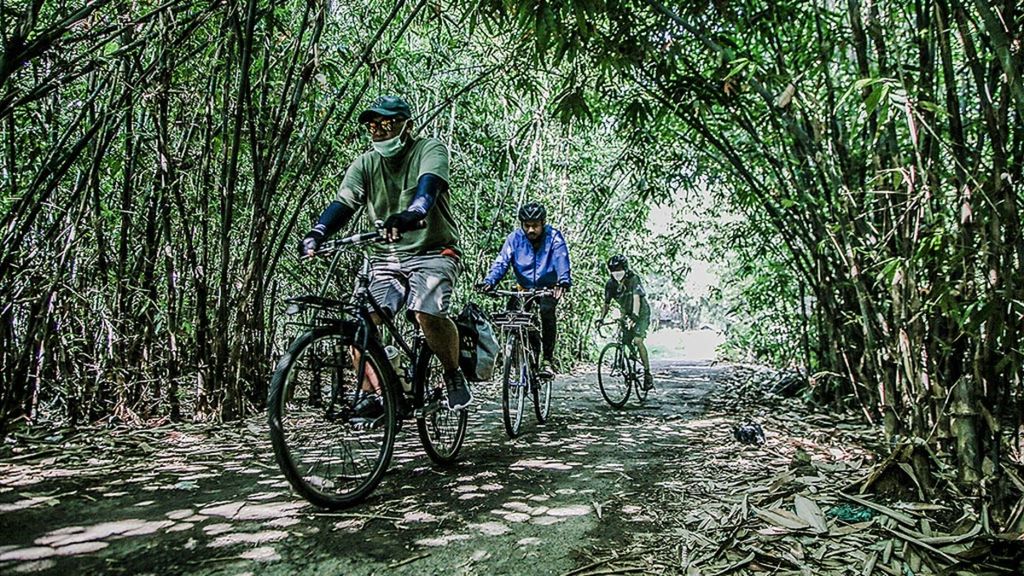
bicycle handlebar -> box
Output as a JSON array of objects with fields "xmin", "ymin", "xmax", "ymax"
[
  {"xmin": 595, "ymin": 317, "xmax": 630, "ymax": 338},
  {"xmin": 477, "ymin": 287, "xmax": 557, "ymax": 301},
  {"xmin": 307, "ymin": 219, "xmax": 428, "ymax": 256}
]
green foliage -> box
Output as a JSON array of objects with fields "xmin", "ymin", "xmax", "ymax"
[{"xmin": 2, "ymin": 0, "xmax": 1023, "ymax": 523}]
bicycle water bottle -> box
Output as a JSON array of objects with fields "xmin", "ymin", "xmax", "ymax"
[{"xmin": 385, "ymin": 345, "xmax": 412, "ymax": 393}]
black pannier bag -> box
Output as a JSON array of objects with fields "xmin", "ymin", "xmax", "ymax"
[{"xmin": 455, "ymin": 302, "xmax": 499, "ymax": 382}]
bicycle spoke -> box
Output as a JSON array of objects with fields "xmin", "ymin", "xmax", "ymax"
[
  {"xmin": 598, "ymin": 343, "xmax": 630, "ymax": 408},
  {"xmin": 269, "ymin": 329, "xmax": 397, "ymax": 509}
]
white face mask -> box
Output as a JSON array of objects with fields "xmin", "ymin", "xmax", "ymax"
[
  {"xmin": 371, "ymin": 120, "xmax": 408, "ymax": 157},
  {"xmin": 611, "ymin": 270, "xmax": 626, "ymax": 282}
]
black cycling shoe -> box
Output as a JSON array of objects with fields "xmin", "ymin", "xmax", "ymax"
[
  {"xmin": 353, "ymin": 393, "xmax": 384, "ymax": 419},
  {"xmin": 642, "ymin": 372, "xmax": 655, "ymax": 391},
  {"xmin": 444, "ymin": 370, "xmax": 473, "ymax": 410},
  {"xmin": 537, "ymin": 359, "xmax": 555, "ymax": 378}
]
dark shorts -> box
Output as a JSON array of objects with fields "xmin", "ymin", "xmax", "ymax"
[{"xmin": 625, "ymin": 312, "xmax": 650, "ymax": 341}]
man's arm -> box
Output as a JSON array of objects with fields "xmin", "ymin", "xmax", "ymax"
[
  {"xmin": 628, "ymin": 275, "xmax": 647, "ymax": 319},
  {"xmin": 383, "ymin": 138, "xmax": 450, "ymax": 241},
  {"xmin": 383, "ymin": 173, "xmax": 448, "ymax": 240},
  {"xmin": 300, "ymin": 163, "xmax": 365, "ymax": 256},
  {"xmin": 311, "ymin": 201, "xmax": 356, "ymax": 239},
  {"xmin": 409, "ymin": 174, "xmax": 446, "ymax": 214},
  {"xmin": 551, "ymin": 229, "xmax": 572, "ymax": 288},
  {"xmin": 483, "ymin": 235, "xmax": 514, "ymax": 286}
]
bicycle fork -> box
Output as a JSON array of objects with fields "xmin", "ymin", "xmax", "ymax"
[{"xmin": 507, "ymin": 331, "xmax": 531, "ymax": 391}]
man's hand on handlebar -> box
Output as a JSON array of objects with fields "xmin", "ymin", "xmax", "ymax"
[
  {"xmin": 475, "ymin": 282, "xmax": 495, "ymax": 294},
  {"xmin": 382, "ymin": 211, "xmax": 423, "ymax": 243},
  {"xmin": 552, "ymin": 282, "xmax": 570, "ymax": 300},
  {"xmin": 299, "ymin": 230, "xmax": 323, "ymax": 258}
]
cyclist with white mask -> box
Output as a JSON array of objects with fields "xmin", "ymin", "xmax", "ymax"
[
  {"xmin": 596, "ymin": 255, "xmax": 653, "ymax": 390},
  {"xmin": 299, "ymin": 95, "xmax": 472, "ymax": 412}
]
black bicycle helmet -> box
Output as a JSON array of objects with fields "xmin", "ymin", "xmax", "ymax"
[
  {"xmin": 517, "ymin": 202, "xmax": 546, "ymax": 222},
  {"xmin": 607, "ymin": 254, "xmax": 628, "ymax": 271}
]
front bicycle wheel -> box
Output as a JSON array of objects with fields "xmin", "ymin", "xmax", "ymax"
[
  {"xmin": 502, "ymin": 334, "xmax": 529, "ymax": 437},
  {"xmin": 598, "ymin": 343, "xmax": 630, "ymax": 408},
  {"xmin": 268, "ymin": 327, "xmax": 398, "ymax": 509},
  {"xmin": 417, "ymin": 352, "xmax": 468, "ymax": 465}
]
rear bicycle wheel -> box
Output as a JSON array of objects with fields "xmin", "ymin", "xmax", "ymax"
[
  {"xmin": 634, "ymin": 366, "xmax": 649, "ymax": 402},
  {"xmin": 533, "ymin": 372, "xmax": 552, "ymax": 423},
  {"xmin": 598, "ymin": 342, "xmax": 630, "ymax": 408},
  {"xmin": 629, "ymin": 346, "xmax": 649, "ymax": 402},
  {"xmin": 417, "ymin": 352, "xmax": 468, "ymax": 465},
  {"xmin": 268, "ymin": 327, "xmax": 398, "ymax": 509},
  {"xmin": 502, "ymin": 334, "xmax": 529, "ymax": 437}
]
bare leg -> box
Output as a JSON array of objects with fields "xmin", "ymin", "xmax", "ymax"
[
  {"xmin": 634, "ymin": 336, "xmax": 651, "ymax": 375},
  {"xmin": 353, "ymin": 313, "xmax": 383, "ymax": 392},
  {"xmin": 415, "ymin": 311, "xmax": 460, "ymax": 372}
]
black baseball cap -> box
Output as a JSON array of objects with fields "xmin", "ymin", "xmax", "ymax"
[{"xmin": 357, "ymin": 95, "xmax": 412, "ymax": 123}]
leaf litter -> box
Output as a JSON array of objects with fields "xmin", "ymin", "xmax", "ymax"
[{"xmin": 567, "ymin": 366, "xmax": 1018, "ymax": 576}]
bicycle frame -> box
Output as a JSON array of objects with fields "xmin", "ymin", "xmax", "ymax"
[
  {"xmin": 486, "ymin": 288, "xmax": 554, "ymax": 371},
  {"xmin": 291, "ymin": 233, "xmax": 437, "ymax": 417},
  {"xmin": 598, "ymin": 319, "xmax": 642, "ymax": 390}
]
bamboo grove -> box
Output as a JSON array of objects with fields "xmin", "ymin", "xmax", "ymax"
[
  {"xmin": 2, "ymin": 0, "xmax": 1023, "ymax": 526},
  {"xmin": 0, "ymin": 0, "xmax": 655, "ymax": 428},
  {"xmin": 495, "ymin": 0, "xmax": 1022, "ymax": 524}
]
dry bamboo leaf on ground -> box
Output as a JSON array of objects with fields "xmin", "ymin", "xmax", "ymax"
[
  {"xmin": 707, "ymin": 551, "xmax": 754, "ymax": 576},
  {"xmin": 830, "ymin": 519, "xmax": 875, "ymax": 536},
  {"xmin": 917, "ymin": 522, "xmax": 981, "ymax": 545},
  {"xmin": 879, "ymin": 523, "xmax": 959, "ymax": 565},
  {"xmin": 840, "ymin": 493, "xmax": 916, "ymax": 527},
  {"xmin": 794, "ymin": 494, "xmax": 828, "ymax": 534},
  {"xmin": 754, "ymin": 506, "xmax": 810, "ymax": 530}
]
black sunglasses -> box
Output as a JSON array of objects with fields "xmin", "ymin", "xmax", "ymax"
[{"xmin": 363, "ymin": 117, "xmax": 406, "ymax": 133}]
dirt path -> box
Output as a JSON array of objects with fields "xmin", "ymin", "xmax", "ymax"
[{"xmin": 1, "ymin": 360, "xmax": 731, "ymax": 575}]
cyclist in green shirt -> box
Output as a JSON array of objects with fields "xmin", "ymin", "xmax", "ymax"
[
  {"xmin": 299, "ymin": 95, "xmax": 471, "ymax": 412},
  {"xmin": 596, "ymin": 255, "xmax": 653, "ymax": 390}
]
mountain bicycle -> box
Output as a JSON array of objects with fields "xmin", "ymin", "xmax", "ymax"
[
  {"xmin": 268, "ymin": 225, "xmax": 468, "ymax": 509},
  {"xmin": 596, "ymin": 319, "xmax": 650, "ymax": 408},
  {"xmin": 478, "ymin": 288, "xmax": 555, "ymax": 438}
]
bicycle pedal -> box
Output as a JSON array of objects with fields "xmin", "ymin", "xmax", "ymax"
[
  {"xmin": 350, "ymin": 415, "xmax": 386, "ymax": 430},
  {"xmin": 415, "ymin": 402, "xmax": 440, "ymax": 419}
]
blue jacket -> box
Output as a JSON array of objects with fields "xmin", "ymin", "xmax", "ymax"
[{"xmin": 484, "ymin": 226, "xmax": 572, "ymax": 289}]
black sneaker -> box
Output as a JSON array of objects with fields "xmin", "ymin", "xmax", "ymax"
[
  {"xmin": 537, "ymin": 359, "xmax": 555, "ymax": 378},
  {"xmin": 353, "ymin": 393, "xmax": 384, "ymax": 418},
  {"xmin": 642, "ymin": 372, "xmax": 654, "ymax": 391},
  {"xmin": 444, "ymin": 370, "xmax": 473, "ymax": 410}
]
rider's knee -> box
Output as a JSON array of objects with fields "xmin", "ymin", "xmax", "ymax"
[{"xmin": 414, "ymin": 310, "xmax": 448, "ymax": 327}]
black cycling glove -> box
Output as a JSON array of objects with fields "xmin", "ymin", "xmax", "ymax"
[
  {"xmin": 383, "ymin": 210, "xmax": 424, "ymax": 233},
  {"xmin": 299, "ymin": 229, "xmax": 323, "ymax": 257}
]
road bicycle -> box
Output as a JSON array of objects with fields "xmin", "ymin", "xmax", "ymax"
[
  {"xmin": 268, "ymin": 225, "xmax": 467, "ymax": 509},
  {"xmin": 596, "ymin": 319, "xmax": 650, "ymax": 408},
  {"xmin": 479, "ymin": 288, "xmax": 555, "ymax": 438}
]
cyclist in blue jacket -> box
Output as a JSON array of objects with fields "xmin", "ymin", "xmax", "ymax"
[{"xmin": 478, "ymin": 202, "xmax": 572, "ymax": 377}]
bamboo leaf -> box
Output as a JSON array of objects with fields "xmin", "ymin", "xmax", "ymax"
[{"xmin": 794, "ymin": 494, "xmax": 828, "ymax": 534}]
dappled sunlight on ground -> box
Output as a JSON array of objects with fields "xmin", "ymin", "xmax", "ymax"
[{"xmin": 1, "ymin": 361, "xmax": 725, "ymax": 575}]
